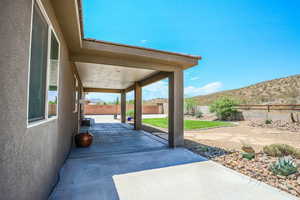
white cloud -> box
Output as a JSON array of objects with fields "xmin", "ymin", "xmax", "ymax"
[
  {"xmin": 140, "ymin": 40, "xmax": 148, "ymax": 44},
  {"xmin": 85, "ymin": 92, "xmax": 119, "ymax": 102},
  {"xmin": 184, "ymin": 82, "xmax": 223, "ymax": 97},
  {"xmin": 142, "ymin": 80, "xmax": 168, "ymax": 100},
  {"xmin": 85, "ymin": 81, "xmax": 223, "ymax": 102},
  {"xmin": 190, "ymin": 76, "xmax": 200, "ymax": 81}
]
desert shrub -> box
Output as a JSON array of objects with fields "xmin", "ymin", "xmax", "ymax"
[
  {"xmin": 241, "ymin": 144, "xmax": 255, "ymax": 160},
  {"xmin": 194, "ymin": 111, "xmax": 203, "ymax": 118},
  {"xmin": 209, "ymin": 97, "xmax": 239, "ymax": 120},
  {"xmin": 269, "ymin": 156, "xmax": 298, "ymax": 176},
  {"xmin": 126, "ymin": 110, "xmax": 134, "ymax": 118},
  {"xmin": 242, "ymin": 153, "xmax": 255, "ymax": 160},
  {"xmin": 263, "ymin": 144, "xmax": 300, "ymax": 159},
  {"xmin": 265, "ymin": 119, "xmax": 272, "ymax": 124}
]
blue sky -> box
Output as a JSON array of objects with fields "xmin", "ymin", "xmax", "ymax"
[{"xmin": 82, "ymin": 0, "xmax": 300, "ymax": 102}]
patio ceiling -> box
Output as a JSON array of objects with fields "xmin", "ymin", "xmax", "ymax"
[{"xmin": 75, "ymin": 62, "xmax": 157, "ymax": 90}]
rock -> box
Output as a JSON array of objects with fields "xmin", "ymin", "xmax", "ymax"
[
  {"xmin": 279, "ymin": 184, "xmax": 288, "ymax": 191},
  {"xmin": 276, "ymin": 175, "xmax": 286, "ymax": 180},
  {"xmin": 297, "ymin": 176, "xmax": 300, "ymax": 185},
  {"xmin": 287, "ymin": 174, "xmax": 297, "ymax": 180}
]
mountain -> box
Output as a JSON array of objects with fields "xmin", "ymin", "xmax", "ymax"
[{"xmin": 193, "ymin": 74, "xmax": 300, "ymax": 105}]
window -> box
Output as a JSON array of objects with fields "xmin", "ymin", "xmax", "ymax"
[
  {"xmin": 28, "ymin": 3, "xmax": 49, "ymax": 122},
  {"xmin": 28, "ymin": 1, "xmax": 60, "ymax": 124},
  {"xmin": 47, "ymin": 31, "xmax": 59, "ymax": 118}
]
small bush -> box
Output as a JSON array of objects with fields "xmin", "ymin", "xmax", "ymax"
[
  {"xmin": 209, "ymin": 97, "xmax": 239, "ymax": 120},
  {"xmin": 265, "ymin": 119, "xmax": 272, "ymax": 124},
  {"xmin": 269, "ymin": 156, "xmax": 298, "ymax": 176},
  {"xmin": 263, "ymin": 144, "xmax": 300, "ymax": 159},
  {"xmin": 126, "ymin": 110, "xmax": 134, "ymax": 118},
  {"xmin": 194, "ymin": 111, "xmax": 203, "ymax": 118},
  {"xmin": 242, "ymin": 153, "xmax": 255, "ymax": 160}
]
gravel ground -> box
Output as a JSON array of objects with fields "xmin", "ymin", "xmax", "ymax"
[
  {"xmin": 184, "ymin": 139, "xmax": 300, "ymax": 198},
  {"xmin": 249, "ymin": 120, "xmax": 300, "ymax": 132}
]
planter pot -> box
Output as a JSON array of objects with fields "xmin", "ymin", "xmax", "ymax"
[{"xmin": 75, "ymin": 132, "xmax": 93, "ymax": 147}]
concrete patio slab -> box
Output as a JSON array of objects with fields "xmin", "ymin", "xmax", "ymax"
[
  {"xmin": 114, "ymin": 161, "xmax": 299, "ymax": 200},
  {"xmin": 49, "ymin": 123, "xmax": 299, "ymax": 200}
]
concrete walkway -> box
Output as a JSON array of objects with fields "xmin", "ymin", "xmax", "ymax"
[{"xmin": 49, "ymin": 123, "xmax": 299, "ymax": 200}]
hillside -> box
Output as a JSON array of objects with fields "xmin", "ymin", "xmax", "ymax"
[{"xmin": 193, "ymin": 74, "xmax": 300, "ymax": 105}]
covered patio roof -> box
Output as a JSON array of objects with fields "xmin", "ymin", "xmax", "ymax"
[{"xmin": 51, "ymin": 0, "xmax": 201, "ymax": 92}]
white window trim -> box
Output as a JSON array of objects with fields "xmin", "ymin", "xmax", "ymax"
[
  {"xmin": 73, "ymin": 75, "xmax": 79, "ymax": 113},
  {"xmin": 27, "ymin": 0, "xmax": 61, "ymax": 128}
]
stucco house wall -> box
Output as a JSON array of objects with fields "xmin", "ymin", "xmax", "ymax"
[{"xmin": 0, "ymin": 0, "xmax": 78, "ymax": 199}]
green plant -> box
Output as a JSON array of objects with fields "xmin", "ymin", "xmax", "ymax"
[
  {"xmin": 269, "ymin": 156, "xmax": 298, "ymax": 176},
  {"xmin": 184, "ymin": 98, "xmax": 197, "ymax": 115},
  {"xmin": 263, "ymin": 144, "xmax": 300, "ymax": 159},
  {"xmin": 49, "ymin": 100, "xmax": 57, "ymax": 104},
  {"xmin": 194, "ymin": 111, "xmax": 203, "ymax": 118},
  {"xmin": 115, "ymin": 97, "xmax": 119, "ymax": 105},
  {"xmin": 126, "ymin": 110, "xmax": 134, "ymax": 118},
  {"xmin": 265, "ymin": 119, "xmax": 272, "ymax": 124},
  {"xmin": 184, "ymin": 98, "xmax": 198, "ymax": 115},
  {"xmin": 126, "ymin": 100, "xmax": 134, "ymax": 104},
  {"xmin": 209, "ymin": 97, "xmax": 239, "ymax": 120},
  {"xmin": 242, "ymin": 153, "xmax": 255, "ymax": 160}
]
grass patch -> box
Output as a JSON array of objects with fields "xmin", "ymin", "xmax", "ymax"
[{"xmin": 142, "ymin": 118, "xmax": 232, "ymax": 130}]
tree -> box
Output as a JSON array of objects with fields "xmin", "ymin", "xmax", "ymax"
[
  {"xmin": 115, "ymin": 97, "xmax": 119, "ymax": 105},
  {"xmin": 126, "ymin": 100, "xmax": 134, "ymax": 104},
  {"xmin": 209, "ymin": 97, "xmax": 239, "ymax": 120},
  {"xmin": 184, "ymin": 98, "xmax": 198, "ymax": 115}
]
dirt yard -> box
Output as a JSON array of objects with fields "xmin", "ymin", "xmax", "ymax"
[{"xmin": 185, "ymin": 121, "xmax": 300, "ymax": 151}]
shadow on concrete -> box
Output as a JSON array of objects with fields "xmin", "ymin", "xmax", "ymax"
[{"xmin": 49, "ymin": 123, "xmax": 207, "ymax": 200}]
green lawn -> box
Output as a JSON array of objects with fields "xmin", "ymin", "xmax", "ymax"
[{"xmin": 142, "ymin": 118, "xmax": 232, "ymax": 130}]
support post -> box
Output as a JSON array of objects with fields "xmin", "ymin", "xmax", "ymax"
[
  {"xmin": 134, "ymin": 82, "xmax": 142, "ymax": 130},
  {"xmin": 168, "ymin": 69, "xmax": 184, "ymax": 147},
  {"xmin": 121, "ymin": 91, "xmax": 126, "ymax": 123}
]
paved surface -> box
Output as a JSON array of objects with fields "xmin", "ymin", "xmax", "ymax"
[{"xmin": 49, "ymin": 123, "xmax": 299, "ymax": 200}]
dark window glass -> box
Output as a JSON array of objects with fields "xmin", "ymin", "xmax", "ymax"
[
  {"xmin": 48, "ymin": 32, "xmax": 59, "ymax": 118},
  {"xmin": 28, "ymin": 4, "xmax": 49, "ymax": 122}
]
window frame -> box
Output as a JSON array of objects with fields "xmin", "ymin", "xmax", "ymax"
[
  {"xmin": 27, "ymin": 0, "xmax": 61, "ymax": 128},
  {"xmin": 46, "ymin": 29, "xmax": 60, "ymax": 119},
  {"xmin": 73, "ymin": 75, "xmax": 79, "ymax": 113}
]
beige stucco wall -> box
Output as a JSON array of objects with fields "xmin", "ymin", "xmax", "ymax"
[{"xmin": 0, "ymin": 0, "xmax": 78, "ymax": 199}]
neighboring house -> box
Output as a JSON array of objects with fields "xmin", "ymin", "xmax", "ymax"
[{"xmin": 0, "ymin": 0, "xmax": 200, "ymax": 199}]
